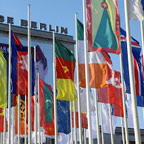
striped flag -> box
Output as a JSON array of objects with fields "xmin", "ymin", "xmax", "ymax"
[{"xmin": 121, "ymin": 28, "xmax": 144, "ymax": 107}]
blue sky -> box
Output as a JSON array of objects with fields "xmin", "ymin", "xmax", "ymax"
[{"xmin": 0, "ymin": 0, "xmax": 144, "ymax": 129}]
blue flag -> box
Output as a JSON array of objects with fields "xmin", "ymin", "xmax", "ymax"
[
  {"xmin": 57, "ymin": 100, "xmax": 71, "ymax": 134},
  {"xmin": 121, "ymin": 28, "xmax": 144, "ymax": 107}
]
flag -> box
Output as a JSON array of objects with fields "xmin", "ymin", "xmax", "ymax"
[
  {"xmin": 97, "ymin": 71, "xmax": 124, "ymax": 117},
  {"xmin": 72, "ymin": 112, "xmax": 88, "ymax": 129},
  {"xmin": 12, "ymin": 32, "xmax": 35, "ymax": 96},
  {"xmin": 101, "ymin": 103, "xmax": 117, "ymax": 134},
  {"xmin": 77, "ymin": 19, "xmax": 114, "ymax": 88},
  {"xmin": 39, "ymin": 78, "xmax": 55, "ymax": 136},
  {"xmin": 121, "ymin": 28, "xmax": 144, "ymax": 107},
  {"xmin": 86, "ymin": 0, "xmax": 120, "ymax": 54},
  {"xmin": 0, "ymin": 108, "xmax": 8, "ymax": 132},
  {"xmin": 0, "ymin": 50, "xmax": 7, "ymax": 108},
  {"xmin": 128, "ymin": 0, "xmax": 144, "ymax": 20},
  {"xmin": 55, "ymin": 39, "xmax": 77, "ymax": 101},
  {"xmin": 74, "ymin": 87, "xmax": 95, "ymax": 113},
  {"xmin": 57, "ymin": 100, "xmax": 71, "ymax": 134}
]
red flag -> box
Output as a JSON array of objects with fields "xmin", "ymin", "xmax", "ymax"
[
  {"xmin": 97, "ymin": 71, "xmax": 124, "ymax": 117},
  {"xmin": 72, "ymin": 112, "xmax": 88, "ymax": 129}
]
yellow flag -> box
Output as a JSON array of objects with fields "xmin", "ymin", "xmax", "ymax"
[{"xmin": 0, "ymin": 50, "xmax": 7, "ymax": 108}]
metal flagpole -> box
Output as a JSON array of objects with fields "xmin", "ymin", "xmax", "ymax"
[
  {"xmin": 70, "ymin": 102, "xmax": 74, "ymax": 144},
  {"xmin": 53, "ymin": 32, "xmax": 58, "ymax": 144},
  {"xmin": 124, "ymin": 0, "xmax": 141, "ymax": 143},
  {"xmin": 3, "ymin": 108, "xmax": 6, "ymax": 144},
  {"xmin": 73, "ymin": 101, "xmax": 77, "ymax": 144},
  {"xmin": 12, "ymin": 107, "xmax": 14, "ymax": 144},
  {"xmin": 37, "ymin": 73, "xmax": 41, "ymax": 144},
  {"xmin": 18, "ymin": 95, "xmax": 20, "ymax": 144},
  {"xmin": 28, "ymin": 4, "xmax": 32, "ymax": 144},
  {"xmin": 8, "ymin": 23, "xmax": 12, "ymax": 144},
  {"xmin": 82, "ymin": 0, "xmax": 93, "ymax": 143},
  {"xmin": 25, "ymin": 95, "xmax": 27, "ymax": 144},
  {"xmin": 94, "ymin": 89, "xmax": 101, "ymax": 144},
  {"xmin": 108, "ymin": 104, "xmax": 114, "ymax": 144},
  {"xmin": 120, "ymin": 52, "xmax": 129, "ymax": 144},
  {"xmin": 121, "ymin": 118, "xmax": 125, "ymax": 144},
  {"xmin": 75, "ymin": 12, "xmax": 82, "ymax": 144},
  {"xmin": 34, "ymin": 46, "xmax": 37, "ymax": 144},
  {"xmin": 140, "ymin": 20, "xmax": 144, "ymax": 120},
  {"xmin": 100, "ymin": 104, "xmax": 104, "ymax": 144}
]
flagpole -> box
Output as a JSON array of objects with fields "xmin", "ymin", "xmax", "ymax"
[
  {"xmin": 3, "ymin": 108, "xmax": 6, "ymax": 144},
  {"xmin": 53, "ymin": 32, "xmax": 58, "ymax": 144},
  {"xmin": 70, "ymin": 102, "xmax": 74, "ymax": 144},
  {"xmin": 124, "ymin": 0, "xmax": 141, "ymax": 143},
  {"xmin": 28, "ymin": 4, "xmax": 32, "ymax": 144},
  {"xmin": 108, "ymin": 104, "xmax": 114, "ymax": 144},
  {"xmin": 8, "ymin": 23, "xmax": 12, "ymax": 144},
  {"xmin": 82, "ymin": 0, "xmax": 93, "ymax": 143},
  {"xmin": 94, "ymin": 89, "xmax": 101, "ymax": 144},
  {"xmin": 100, "ymin": 104, "xmax": 104, "ymax": 144},
  {"xmin": 120, "ymin": 52, "xmax": 129, "ymax": 144},
  {"xmin": 75, "ymin": 12, "xmax": 82, "ymax": 144},
  {"xmin": 140, "ymin": 20, "xmax": 144, "ymax": 121},
  {"xmin": 18, "ymin": 95, "xmax": 20, "ymax": 144},
  {"xmin": 25, "ymin": 95, "xmax": 27, "ymax": 144},
  {"xmin": 73, "ymin": 101, "xmax": 77, "ymax": 143},
  {"xmin": 121, "ymin": 118, "xmax": 125, "ymax": 144},
  {"xmin": 34, "ymin": 46, "xmax": 37, "ymax": 144},
  {"xmin": 12, "ymin": 107, "xmax": 14, "ymax": 144},
  {"xmin": 37, "ymin": 73, "xmax": 41, "ymax": 144}
]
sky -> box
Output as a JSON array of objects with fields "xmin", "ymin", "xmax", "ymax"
[{"xmin": 0, "ymin": 0, "xmax": 144, "ymax": 129}]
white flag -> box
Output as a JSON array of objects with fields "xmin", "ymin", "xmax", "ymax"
[
  {"xmin": 128, "ymin": 0, "xmax": 144, "ymax": 20},
  {"xmin": 101, "ymin": 103, "xmax": 117, "ymax": 134}
]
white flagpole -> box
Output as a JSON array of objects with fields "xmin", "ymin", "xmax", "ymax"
[
  {"xmin": 140, "ymin": 20, "xmax": 144, "ymax": 119},
  {"xmin": 12, "ymin": 107, "xmax": 14, "ymax": 144},
  {"xmin": 8, "ymin": 23, "xmax": 12, "ymax": 144},
  {"xmin": 34, "ymin": 46, "xmax": 37, "ymax": 144},
  {"xmin": 18, "ymin": 95, "xmax": 20, "ymax": 144},
  {"xmin": 37, "ymin": 73, "xmax": 41, "ymax": 144},
  {"xmin": 120, "ymin": 52, "xmax": 129, "ymax": 144},
  {"xmin": 53, "ymin": 32, "xmax": 58, "ymax": 144},
  {"xmin": 100, "ymin": 104, "xmax": 104, "ymax": 144},
  {"xmin": 70, "ymin": 102, "xmax": 74, "ymax": 144},
  {"xmin": 82, "ymin": 0, "xmax": 93, "ymax": 143},
  {"xmin": 124, "ymin": 0, "xmax": 141, "ymax": 143},
  {"xmin": 108, "ymin": 104, "xmax": 114, "ymax": 144},
  {"xmin": 25, "ymin": 95, "xmax": 27, "ymax": 144},
  {"xmin": 75, "ymin": 13, "xmax": 82, "ymax": 144},
  {"xmin": 3, "ymin": 108, "xmax": 6, "ymax": 144},
  {"xmin": 28, "ymin": 4, "xmax": 32, "ymax": 144},
  {"xmin": 94, "ymin": 89, "xmax": 101, "ymax": 144},
  {"xmin": 73, "ymin": 101, "xmax": 77, "ymax": 143},
  {"xmin": 121, "ymin": 118, "xmax": 125, "ymax": 144}
]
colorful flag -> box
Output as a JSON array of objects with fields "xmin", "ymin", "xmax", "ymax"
[
  {"xmin": 128, "ymin": 0, "xmax": 144, "ymax": 20},
  {"xmin": 121, "ymin": 28, "xmax": 144, "ymax": 107},
  {"xmin": 39, "ymin": 78, "xmax": 55, "ymax": 136},
  {"xmin": 0, "ymin": 50, "xmax": 7, "ymax": 108},
  {"xmin": 97, "ymin": 71, "xmax": 124, "ymax": 117},
  {"xmin": 12, "ymin": 33, "xmax": 35, "ymax": 96},
  {"xmin": 86, "ymin": 0, "xmax": 120, "ymax": 54},
  {"xmin": 55, "ymin": 39, "xmax": 77, "ymax": 101},
  {"xmin": 77, "ymin": 19, "xmax": 114, "ymax": 88},
  {"xmin": 57, "ymin": 100, "xmax": 71, "ymax": 134}
]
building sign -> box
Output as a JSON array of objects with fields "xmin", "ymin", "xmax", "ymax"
[{"xmin": 0, "ymin": 15, "xmax": 68, "ymax": 34}]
